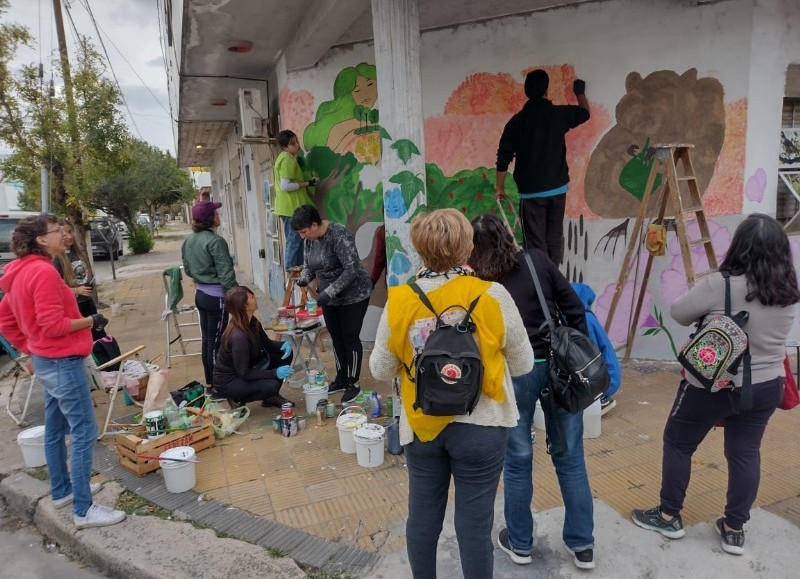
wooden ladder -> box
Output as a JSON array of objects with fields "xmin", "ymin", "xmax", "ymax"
[
  {"xmin": 282, "ymin": 268, "xmax": 308, "ymax": 308},
  {"xmin": 603, "ymin": 143, "xmax": 717, "ymax": 361}
]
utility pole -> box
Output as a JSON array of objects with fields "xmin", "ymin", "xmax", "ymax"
[{"xmin": 52, "ymin": 0, "xmax": 79, "ymax": 153}]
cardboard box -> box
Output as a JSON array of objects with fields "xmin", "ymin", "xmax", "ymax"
[{"xmin": 114, "ymin": 408, "xmax": 215, "ymax": 476}]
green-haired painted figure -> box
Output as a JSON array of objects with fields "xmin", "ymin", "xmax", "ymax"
[{"xmin": 303, "ymin": 62, "xmax": 387, "ymax": 159}]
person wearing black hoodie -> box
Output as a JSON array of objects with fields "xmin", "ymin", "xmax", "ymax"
[{"xmin": 495, "ymin": 69, "xmax": 590, "ymax": 265}]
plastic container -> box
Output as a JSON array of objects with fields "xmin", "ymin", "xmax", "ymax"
[
  {"xmin": 583, "ymin": 399, "xmax": 602, "ymax": 439},
  {"xmin": 159, "ymin": 446, "xmax": 196, "ymax": 493},
  {"xmin": 306, "ymin": 299, "xmax": 317, "ymax": 316},
  {"xmin": 533, "ymin": 400, "xmax": 546, "ymax": 431},
  {"xmin": 303, "ymin": 382, "xmax": 329, "ymax": 414},
  {"xmin": 17, "ymin": 425, "xmax": 46, "ymax": 468},
  {"xmin": 336, "ymin": 406, "xmax": 367, "ymax": 454},
  {"xmin": 353, "ymin": 423, "xmax": 386, "ymax": 468}
]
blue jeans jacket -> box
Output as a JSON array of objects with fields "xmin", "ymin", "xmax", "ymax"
[
  {"xmin": 503, "ymin": 362, "xmax": 594, "ymax": 553},
  {"xmin": 32, "ymin": 355, "xmax": 98, "ymax": 517}
]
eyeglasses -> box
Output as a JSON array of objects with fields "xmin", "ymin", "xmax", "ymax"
[{"xmin": 42, "ymin": 226, "xmax": 64, "ymax": 236}]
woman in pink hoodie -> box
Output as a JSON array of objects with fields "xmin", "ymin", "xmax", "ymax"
[{"xmin": 0, "ymin": 214, "xmax": 125, "ymax": 530}]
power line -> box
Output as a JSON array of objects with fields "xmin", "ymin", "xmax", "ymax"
[{"xmin": 72, "ymin": 0, "xmax": 143, "ymax": 139}]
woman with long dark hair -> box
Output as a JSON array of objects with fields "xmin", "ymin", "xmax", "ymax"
[
  {"xmin": 212, "ymin": 286, "xmax": 293, "ymax": 408},
  {"xmin": 181, "ymin": 201, "xmax": 237, "ymax": 386},
  {"xmin": 632, "ymin": 213, "xmax": 800, "ymax": 555},
  {"xmin": 469, "ymin": 213, "xmax": 596, "ymax": 570},
  {"xmin": 53, "ymin": 219, "xmax": 97, "ymax": 318},
  {"xmin": 0, "ymin": 214, "xmax": 125, "ymax": 529}
]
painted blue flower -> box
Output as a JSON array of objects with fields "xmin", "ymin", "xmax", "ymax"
[
  {"xmin": 387, "ymin": 274, "xmax": 400, "ymax": 287},
  {"xmin": 384, "ymin": 187, "xmax": 407, "ymax": 219},
  {"xmin": 390, "ymin": 251, "xmax": 411, "ymax": 274}
]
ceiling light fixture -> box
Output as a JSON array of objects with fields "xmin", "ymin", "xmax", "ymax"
[{"xmin": 227, "ymin": 41, "xmax": 253, "ymax": 54}]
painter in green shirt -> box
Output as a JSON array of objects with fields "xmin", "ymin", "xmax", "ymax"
[{"xmin": 273, "ymin": 129, "xmax": 316, "ymax": 270}]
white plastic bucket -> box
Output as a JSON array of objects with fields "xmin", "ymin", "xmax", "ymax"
[
  {"xmin": 159, "ymin": 446, "xmax": 196, "ymax": 493},
  {"xmin": 353, "ymin": 423, "xmax": 385, "ymax": 468},
  {"xmin": 302, "ymin": 383, "xmax": 329, "ymax": 414},
  {"xmin": 583, "ymin": 399, "xmax": 602, "ymax": 439},
  {"xmin": 336, "ymin": 406, "xmax": 367, "ymax": 454},
  {"xmin": 533, "ymin": 399, "xmax": 601, "ymax": 439},
  {"xmin": 17, "ymin": 425, "xmax": 46, "ymax": 468}
]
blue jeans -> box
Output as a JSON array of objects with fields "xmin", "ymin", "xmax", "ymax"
[
  {"xmin": 31, "ymin": 355, "xmax": 98, "ymax": 517},
  {"xmin": 503, "ymin": 362, "xmax": 594, "ymax": 553},
  {"xmin": 406, "ymin": 423, "xmax": 508, "ymax": 579},
  {"xmin": 281, "ymin": 216, "xmax": 303, "ymax": 270}
]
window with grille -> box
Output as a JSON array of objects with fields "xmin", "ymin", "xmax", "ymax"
[{"xmin": 777, "ymin": 98, "xmax": 800, "ymax": 231}]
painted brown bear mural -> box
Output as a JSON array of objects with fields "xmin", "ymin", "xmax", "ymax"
[{"xmin": 585, "ymin": 69, "xmax": 725, "ymax": 218}]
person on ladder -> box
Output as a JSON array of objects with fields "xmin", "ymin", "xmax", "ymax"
[
  {"xmin": 273, "ymin": 130, "xmax": 317, "ymax": 272},
  {"xmin": 495, "ymin": 70, "xmax": 590, "ymax": 264}
]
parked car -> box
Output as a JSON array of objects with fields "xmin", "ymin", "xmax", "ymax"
[
  {"xmin": 115, "ymin": 221, "xmax": 129, "ymax": 238},
  {"xmin": 0, "ymin": 211, "xmax": 40, "ymax": 274},
  {"xmin": 89, "ymin": 218, "xmax": 122, "ymax": 260},
  {"xmin": 136, "ymin": 213, "xmax": 151, "ymax": 227}
]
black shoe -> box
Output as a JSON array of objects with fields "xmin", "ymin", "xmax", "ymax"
[
  {"xmin": 341, "ymin": 385, "xmax": 361, "ymax": 404},
  {"xmin": 227, "ymin": 398, "xmax": 244, "ymax": 409},
  {"xmin": 327, "ymin": 381, "xmax": 347, "ymax": 393},
  {"xmin": 497, "ymin": 528, "xmax": 531, "ymax": 565},
  {"xmin": 715, "ymin": 517, "xmax": 745, "ymax": 555},
  {"xmin": 600, "ymin": 396, "xmax": 616, "ymax": 416},
  {"xmin": 631, "ymin": 506, "xmax": 685, "ymax": 539},
  {"xmin": 566, "ymin": 547, "xmax": 595, "ymax": 570},
  {"xmin": 261, "ymin": 394, "xmax": 290, "ymax": 408}
]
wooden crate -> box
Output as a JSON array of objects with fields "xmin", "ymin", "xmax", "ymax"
[{"xmin": 114, "ymin": 408, "xmax": 215, "ymax": 476}]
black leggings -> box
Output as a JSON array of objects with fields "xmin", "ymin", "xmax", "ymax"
[
  {"xmin": 195, "ymin": 290, "xmax": 227, "ymax": 385},
  {"xmin": 321, "ymin": 297, "xmax": 370, "ymax": 386},
  {"xmin": 220, "ymin": 377, "xmax": 282, "ymax": 404}
]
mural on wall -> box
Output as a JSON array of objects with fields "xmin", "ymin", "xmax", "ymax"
[
  {"xmin": 584, "ymin": 68, "xmax": 745, "ymax": 220},
  {"xmin": 303, "ymin": 63, "xmax": 387, "ymax": 165}
]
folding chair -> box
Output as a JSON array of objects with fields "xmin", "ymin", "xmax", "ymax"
[
  {"xmin": 1, "ymin": 333, "xmax": 36, "ymax": 427},
  {"xmin": 92, "ymin": 344, "xmax": 151, "ymax": 439},
  {"xmin": 162, "ymin": 266, "xmax": 202, "ymax": 368}
]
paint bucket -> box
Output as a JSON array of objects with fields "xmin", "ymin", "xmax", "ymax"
[
  {"xmin": 17, "ymin": 425, "xmax": 46, "ymax": 468},
  {"xmin": 583, "ymin": 399, "xmax": 602, "ymax": 439},
  {"xmin": 144, "ymin": 410, "xmax": 167, "ymax": 439},
  {"xmin": 159, "ymin": 446, "xmax": 196, "ymax": 493},
  {"xmin": 303, "ymin": 383, "xmax": 329, "ymax": 414},
  {"xmin": 336, "ymin": 406, "xmax": 367, "ymax": 454},
  {"xmin": 353, "ymin": 423, "xmax": 386, "ymax": 468}
]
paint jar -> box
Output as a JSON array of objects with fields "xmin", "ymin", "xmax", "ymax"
[
  {"xmin": 325, "ymin": 402, "xmax": 336, "ymax": 418},
  {"xmin": 306, "ymin": 298, "xmax": 318, "ymax": 316},
  {"xmin": 144, "ymin": 410, "xmax": 167, "ymax": 440},
  {"xmin": 272, "ymin": 416, "xmax": 281, "ymax": 433}
]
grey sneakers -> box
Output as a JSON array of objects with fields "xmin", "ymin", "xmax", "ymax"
[
  {"xmin": 52, "ymin": 482, "xmax": 104, "ymax": 509},
  {"xmin": 715, "ymin": 517, "xmax": 745, "ymax": 555},
  {"xmin": 566, "ymin": 547, "xmax": 595, "ymax": 570},
  {"xmin": 631, "ymin": 506, "xmax": 685, "ymax": 539},
  {"xmin": 74, "ymin": 503, "xmax": 127, "ymax": 530}
]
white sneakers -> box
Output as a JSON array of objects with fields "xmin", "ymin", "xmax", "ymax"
[
  {"xmin": 74, "ymin": 503, "xmax": 127, "ymax": 530},
  {"xmin": 52, "ymin": 482, "xmax": 104, "ymax": 509}
]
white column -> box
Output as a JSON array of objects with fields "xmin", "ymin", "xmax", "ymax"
[{"xmin": 371, "ymin": 0, "xmax": 426, "ymax": 285}]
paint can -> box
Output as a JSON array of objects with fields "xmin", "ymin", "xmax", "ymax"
[{"xmin": 144, "ymin": 410, "xmax": 167, "ymax": 440}]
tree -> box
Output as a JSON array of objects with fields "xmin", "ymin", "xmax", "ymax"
[{"xmin": 0, "ymin": 3, "xmax": 129, "ymax": 230}]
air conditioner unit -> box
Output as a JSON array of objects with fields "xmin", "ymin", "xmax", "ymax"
[{"xmin": 237, "ymin": 88, "xmax": 264, "ymax": 139}]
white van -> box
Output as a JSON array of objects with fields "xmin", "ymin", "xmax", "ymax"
[{"xmin": 0, "ymin": 211, "xmax": 40, "ymax": 273}]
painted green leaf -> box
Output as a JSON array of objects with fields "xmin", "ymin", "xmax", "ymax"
[
  {"xmin": 407, "ymin": 204, "xmax": 428, "ymax": 223},
  {"xmin": 389, "ymin": 170, "xmax": 425, "ymax": 208},
  {"xmin": 385, "ymin": 234, "xmax": 404, "ymax": 264},
  {"xmin": 390, "ymin": 139, "xmax": 421, "ymax": 165},
  {"xmin": 642, "ymin": 328, "xmax": 661, "ymax": 336}
]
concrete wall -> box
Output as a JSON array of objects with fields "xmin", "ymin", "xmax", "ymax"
[{"xmin": 273, "ymin": 0, "xmax": 800, "ymax": 357}]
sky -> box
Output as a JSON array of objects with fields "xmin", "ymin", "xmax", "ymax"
[{"xmin": 4, "ymin": 0, "xmax": 175, "ymax": 154}]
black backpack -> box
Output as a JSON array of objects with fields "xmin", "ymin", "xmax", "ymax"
[
  {"xmin": 402, "ymin": 283, "xmax": 484, "ymax": 416},
  {"xmin": 523, "ymin": 253, "xmax": 609, "ymax": 414},
  {"xmin": 92, "ymin": 334, "xmax": 122, "ymax": 372}
]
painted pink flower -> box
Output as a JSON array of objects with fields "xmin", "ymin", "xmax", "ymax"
[
  {"xmin": 594, "ymin": 281, "xmax": 653, "ymax": 344},
  {"xmin": 661, "ymin": 219, "xmax": 732, "ymax": 303}
]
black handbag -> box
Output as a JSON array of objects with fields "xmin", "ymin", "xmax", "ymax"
[{"xmin": 523, "ymin": 253, "xmax": 609, "ymax": 414}]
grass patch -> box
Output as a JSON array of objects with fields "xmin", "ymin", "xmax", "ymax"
[
  {"xmin": 117, "ymin": 490, "xmax": 172, "ymax": 520},
  {"xmin": 299, "ymin": 564, "xmax": 356, "ymax": 579},
  {"xmin": 265, "ymin": 547, "xmax": 287, "ymax": 558},
  {"xmin": 25, "ymin": 466, "xmax": 49, "ymax": 481},
  {"xmin": 190, "ymin": 520, "xmax": 230, "ymax": 539}
]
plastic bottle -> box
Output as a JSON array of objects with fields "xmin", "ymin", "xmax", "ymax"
[{"xmin": 370, "ymin": 391, "xmax": 381, "ymax": 418}]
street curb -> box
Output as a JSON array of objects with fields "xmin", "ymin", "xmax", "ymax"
[{"xmin": 0, "ymin": 471, "xmax": 49, "ymax": 522}]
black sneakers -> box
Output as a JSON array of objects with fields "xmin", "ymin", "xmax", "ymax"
[
  {"xmin": 631, "ymin": 506, "xmax": 685, "ymax": 539},
  {"xmin": 715, "ymin": 517, "xmax": 745, "ymax": 555},
  {"xmin": 497, "ymin": 528, "xmax": 532, "ymax": 565},
  {"xmin": 600, "ymin": 396, "xmax": 616, "ymax": 416},
  {"xmin": 566, "ymin": 547, "xmax": 595, "ymax": 570},
  {"xmin": 341, "ymin": 385, "xmax": 361, "ymax": 404},
  {"xmin": 327, "ymin": 381, "xmax": 347, "ymax": 393}
]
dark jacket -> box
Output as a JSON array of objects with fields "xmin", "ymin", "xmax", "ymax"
[
  {"xmin": 496, "ymin": 98, "xmax": 589, "ymax": 194},
  {"xmin": 499, "ymin": 249, "xmax": 587, "ymax": 359},
  {"xmin": 213, "ymin": 319, "xmax": 284, "ymax": 387}
]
